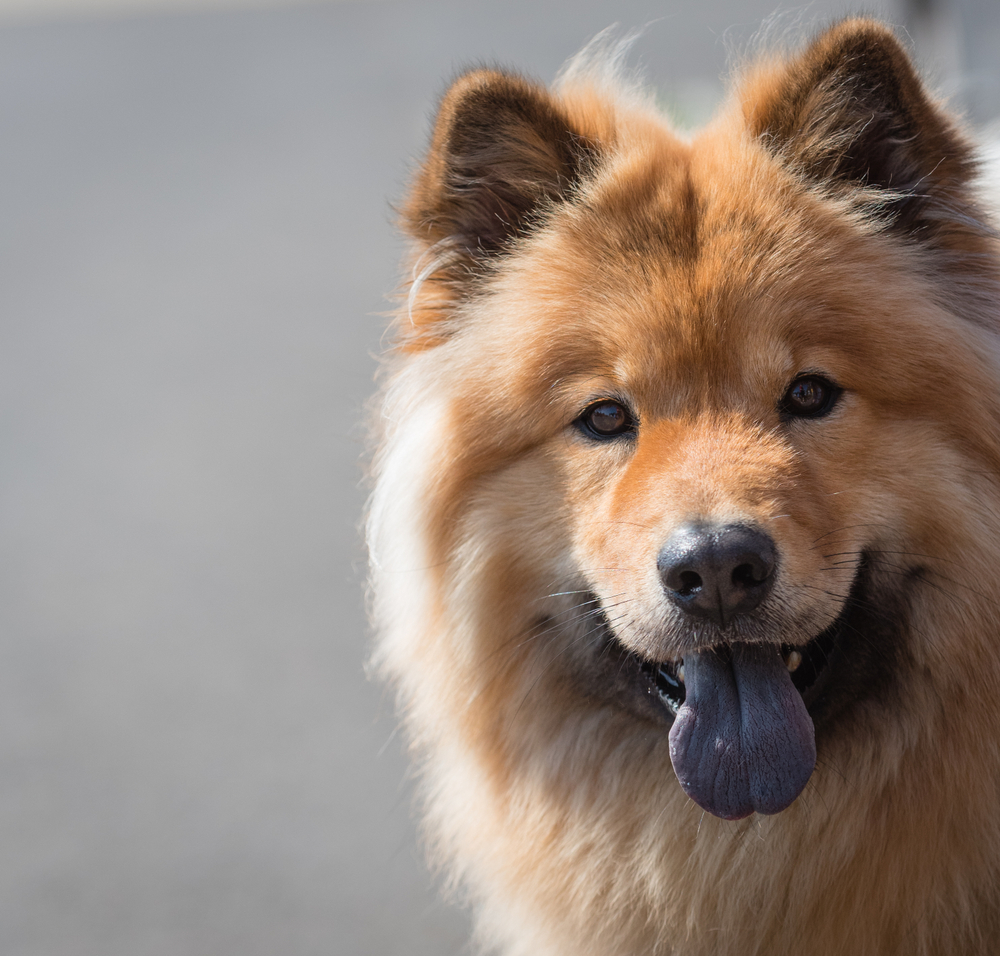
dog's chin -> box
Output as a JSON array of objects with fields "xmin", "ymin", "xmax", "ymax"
[{"xmin": 577, "ymin": 553, "xmax": 911, "ymax": 740}]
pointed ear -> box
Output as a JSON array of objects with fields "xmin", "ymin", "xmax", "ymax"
[
  {"xmin": 403, "ymin": 70, "xmax": 595, "ymax": 259},
  {"xmin": 742, "ymin": 19, "xmax": 979, "ymax": 239}
]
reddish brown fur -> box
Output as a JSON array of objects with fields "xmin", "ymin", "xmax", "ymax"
[{"xmin": 369, "ymin": 19, "xmax": 1000, "ymax": 955}]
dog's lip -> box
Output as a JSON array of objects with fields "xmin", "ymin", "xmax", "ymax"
[{"xmin": 637, "ymin": 605, "xmax": 844, "ymax": 718}]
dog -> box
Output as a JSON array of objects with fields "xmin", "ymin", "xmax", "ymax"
[{"xmin": 368, "ymin": 19, "xmax": 1000, "ymax": 955}]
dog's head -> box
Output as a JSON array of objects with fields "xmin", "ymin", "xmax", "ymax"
[{"xmin": 375, "ymin": 19, "xmax": 1000, "ymax": 835}]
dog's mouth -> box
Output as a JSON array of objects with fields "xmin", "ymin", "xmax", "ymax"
[
  {"xmin": 637, "ymin": 637, "xmax": 832, "ymax": 821},
  {"xmin": 594, "ymin": 559, "xmax": 879, "ymax": 821},
  {"xmin": 641, "ymin": 625, "xmax": 838, "ymax": 717},
  {"xmin": 638, "ymin": 623, "xmax": 844, "ymax": 821}
]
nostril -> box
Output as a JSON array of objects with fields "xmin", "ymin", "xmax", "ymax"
[
  {"xmin": 677, "ymin": 570, "xmax": 702, "ymax": 595},
  {"xmin": 732, "ymin": 561, "xmax": 768, "ymax": 588}
]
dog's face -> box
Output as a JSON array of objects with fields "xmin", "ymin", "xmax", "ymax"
[
  {"xmin": 373, "ymin": 18, "xmax": 1000, "ymax": 953},
  {"xmin": 427, "ymin": 140, "xmax": 992, "ymax": 818}
]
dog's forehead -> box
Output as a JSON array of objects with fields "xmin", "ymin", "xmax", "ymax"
[{"xmin": 530, "ymin": 136, "xmax": 823, "ymax": 390}]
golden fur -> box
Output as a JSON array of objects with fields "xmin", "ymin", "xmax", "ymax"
[{"xmin": 369, "ymin": 19, "xmax": 1000, "ymax": 955}]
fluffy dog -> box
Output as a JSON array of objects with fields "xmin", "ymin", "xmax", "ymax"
[{"xmin": 368, "ymin": 19, "xmax": 1000, "ymax": 955}]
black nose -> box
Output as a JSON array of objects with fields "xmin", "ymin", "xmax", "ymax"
[{"xmin": 657, "ymin": 525, "xmax": 777, "ymax": 627}]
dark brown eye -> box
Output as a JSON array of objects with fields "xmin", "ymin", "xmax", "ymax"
[
  {"xmin": 578, "ymin": 400, "xmax": 636, "ymax": 440},
  {"xmin": 780, "ymin": 375, "xmax": 841, "ymax": 419}
]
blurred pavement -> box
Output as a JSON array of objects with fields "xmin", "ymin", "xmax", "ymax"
[{"xmin": 0, "ymin": 0, "xmax": 993, "ymax": 954}]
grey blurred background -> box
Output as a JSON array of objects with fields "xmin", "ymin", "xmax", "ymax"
[{"xmin": 0, "ymin": 0, "xmax": 996, "ymax": 954}]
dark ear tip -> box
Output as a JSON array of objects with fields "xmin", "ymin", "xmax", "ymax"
[
  {"xmin": 429, "ymin": 70, "xmax": 516, "ymax": 151},
  {"xmin": 437, "ymin": 69, "xmax": 546, "ymax": 123},
  {"xmin": 437, "ymin": 69, "xmax": 525, "ymax": 120},
  {"xmin": 807, "ymin": 17, "xmax": 907, "ymax": 53},
  {"xmin": 815, "ymin": 16, "xmax": 903, "ymax": 44},
  {"xmin": 804, "ymin": 17, "xmax": 917, "ymax": 83}
]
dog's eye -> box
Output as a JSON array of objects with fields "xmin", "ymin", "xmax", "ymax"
[
  {"xmin": 780, "ymin": 375, "xmax": 841, "ymax": 419},
  {"xmin": 577, "ymin": 400, "xmax": 636, "ymax": 440}
]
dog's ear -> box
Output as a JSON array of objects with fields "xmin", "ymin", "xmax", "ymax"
[
  {"xmin": 743, "ymin": 19, "xmax": 978, "ymax": 240},
  {"xmin": 403, "ymin": 70, "xmax": 594, "ymax": 258}
]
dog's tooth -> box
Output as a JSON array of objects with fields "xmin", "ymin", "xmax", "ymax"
[
  {"xmin": 677, "ymin": 664, "xmax": 685, "ymax": 684},
  {"xmin": 786, "ymin": 649, "xmax": 802, "ymax": 673}
]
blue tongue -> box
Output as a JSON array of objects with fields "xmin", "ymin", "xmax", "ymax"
[{"xmin": 668, "ymin": 643, "xmax": 816, "ymax": 820}]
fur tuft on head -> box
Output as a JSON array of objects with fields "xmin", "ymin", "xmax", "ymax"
[{"xmin": 554, "ymin": 24, "xmax": 650, "ymax": 105}]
